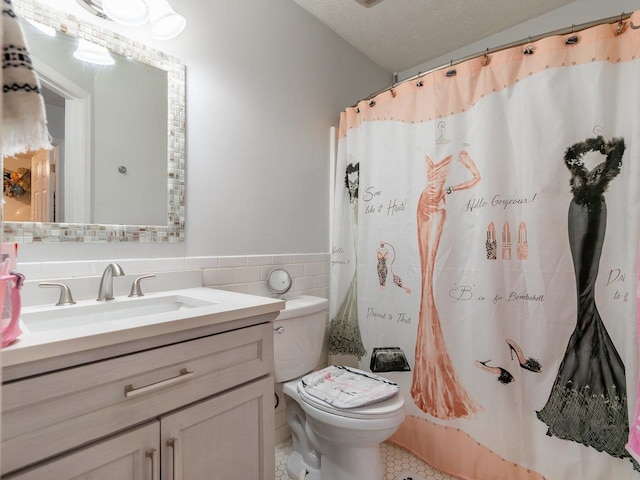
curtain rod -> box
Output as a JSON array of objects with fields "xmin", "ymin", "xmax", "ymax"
[{"xmin": 351, "ymin": 12, "xmax": 634, "ymax": 108}]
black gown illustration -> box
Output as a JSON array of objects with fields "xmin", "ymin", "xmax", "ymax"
[{"xmin": 537, "ymin": 136, "xmax": 634, "ymax": 464}]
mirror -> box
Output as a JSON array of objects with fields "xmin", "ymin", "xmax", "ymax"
[
  {"xmin": 3, "ymin": 0, "xmax": 185, "ymax": 242},
  {"xmin": 266, "ymin": 269, "xmax": 292, "ymax": 295}
]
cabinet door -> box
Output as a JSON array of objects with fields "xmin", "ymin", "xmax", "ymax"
[
  {"xmin": 3, "ymin": 323, "xmax": 273, "ymax": 476},
  {"xmin": 4, "ymin": 422, "xmax": 160, "ymax": 480},
  {"xmin": 161, "ymin": 376, "xmax": 274, "ymax": 480}
]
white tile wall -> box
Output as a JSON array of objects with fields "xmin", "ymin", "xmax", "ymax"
[
  {"xmin": 185, "ymin": 256, "xmax": 219, "ymax": 269},
  {"xmin": 202, "ymin": 268, "xmax": 234, "ymax": 286},
  {"xmin": 202, "ymin": 253, "xmax": 330, "ymax": 300},
  {"xmin": 233, "ymin": 266, "xmax": 261, "ymax": 284},
  {"xmin": 18, "ymin": 253, "xmax": 330, "ymax": 302}
]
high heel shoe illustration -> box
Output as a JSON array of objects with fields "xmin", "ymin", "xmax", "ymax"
[
  {"xmin": 474, "ymin": 360, "xmax": 514, "ymax": 385},
  {"xmin": 506, "ymin": 339, "xmax": 541, "ymax": 373}
]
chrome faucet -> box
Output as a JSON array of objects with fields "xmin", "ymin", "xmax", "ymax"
[
  {"xmin": 39, "ymin": 282, "xmax": 76, "ymax": 306},
  {"xmin": 97, "ymin": 263, "xmax": 125, "ymax": 301}
]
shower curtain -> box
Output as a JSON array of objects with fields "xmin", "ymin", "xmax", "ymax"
[{"xmin": 330, "ymin": 11, "xmax": 640, "ymax": 480}]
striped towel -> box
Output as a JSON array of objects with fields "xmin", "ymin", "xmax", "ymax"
[
  {"xmin": 3, "ymin": 0, "xmax": 50, "ymax": 156},
  {"xmin": 301, "ymin": 365, "xmax": 399, "ymax": 409}
]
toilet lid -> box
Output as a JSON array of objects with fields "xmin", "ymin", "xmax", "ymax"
[
  {"xmin": 300, "ymin": 365, "xmax": 400, "ymax": 409},
  {"xmin": 297, "ymin": 381, "xmax": 404, "ymax": 419}
]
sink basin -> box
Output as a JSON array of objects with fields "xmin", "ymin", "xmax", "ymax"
[{"xmin": 21, "ymin": 294, "xmax": 216, "ymax": 333}]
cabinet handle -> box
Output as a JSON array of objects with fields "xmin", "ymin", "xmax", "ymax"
[
  {"xmin": 145, "ymin": 448, "xmax": 158, "ymax": 480},
  {"xmin": 167, "ymin": 437, "xmax": 179, "ymax": 480},
  {"xmin": 124, "ymin": 369, "xmax": 194, "ymax": 398}
]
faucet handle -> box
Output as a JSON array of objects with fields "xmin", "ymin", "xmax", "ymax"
[
  {"xmin": 128, "ymin": 274, "xmax": 155, "ymax": 297},
  {"xmin": 39, "ymin": 282, "xmax": 76, "ymax": 306}
]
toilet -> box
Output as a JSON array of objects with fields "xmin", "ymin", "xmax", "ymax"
[{"xmin": 274, "ymin": 295, "xmax": 405, "ymax": 480}]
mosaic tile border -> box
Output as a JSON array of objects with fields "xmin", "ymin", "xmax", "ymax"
[{"xmin": 6, "ymin": 0, "xmax": 186, "ymax": 243}]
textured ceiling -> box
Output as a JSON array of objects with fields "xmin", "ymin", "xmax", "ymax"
[{"xmin": 293, "ymin": 0, "xmax": 575, "ymax": 73}]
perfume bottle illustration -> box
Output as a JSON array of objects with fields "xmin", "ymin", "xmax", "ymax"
[
  {"xmin": 377, "ymin": 241, "xmax": 411, "ymax": 294},
  {"xmin": 517, "ymin": 221, "xmax": 528, "ymax": 260},
  {"xmin": 377, "ymin": 242, "xmax": 388, "ymax": 288},
  {"xmin": 486, "ymin": 222, "xmax": 496, "ymax": 260}
]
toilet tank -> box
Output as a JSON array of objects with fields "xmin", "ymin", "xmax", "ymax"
[{"xmin": 273, "ymin": 295, "xmax": 329, "ymax": 383}]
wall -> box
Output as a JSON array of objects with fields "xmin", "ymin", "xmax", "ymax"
[
  {"xmin": 399, "ymin": 0, "xmax": 640, "ymax": 80},
  {"xmin": 93, "ymin": 54, "xmax": 168, "ymax": 226},
  {"xmin": 18, "ymin": 0, "xmax": 391, "ymax": 264}
]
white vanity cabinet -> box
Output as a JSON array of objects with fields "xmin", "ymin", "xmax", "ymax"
[
  {"xmin": 1, "ymin": 319, "xmax": 276, "ymax": 479},
  {"xmin": 161, "ymin": 377, "xmax": 273, "ymax": 479},
  {"xmin": 4, "ymin": 422, "xmax": 160, "ymax": 480}
]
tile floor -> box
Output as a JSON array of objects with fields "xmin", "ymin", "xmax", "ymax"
[{"xmin": 275, "ymin": 437, "xmax": 458, "ymax": 480}]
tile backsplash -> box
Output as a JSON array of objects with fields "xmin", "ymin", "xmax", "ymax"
[{"xmin": 18, "ymin": 253, "xmax": 330, "ymax": 306}]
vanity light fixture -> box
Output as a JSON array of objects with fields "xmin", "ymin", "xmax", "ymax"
[
  {"xmin": 77, "ymin": 0, "xmax": 186, "ymax": 39},
  {"xmin": 73, "ymin": 39, "xmax": 116, "ymax": 65}
]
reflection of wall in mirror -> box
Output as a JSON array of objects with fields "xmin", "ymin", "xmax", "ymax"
[
  {"xmin": 94, "ymin": 58, "xmax": 168, "ymax": 226},
  {"xmin": 22, "ymin": 18, "xmax": 168, "ymax": 226},
  {"xmin": 43, "ymin": 88, "xmax": 65, "ymax": 220}
]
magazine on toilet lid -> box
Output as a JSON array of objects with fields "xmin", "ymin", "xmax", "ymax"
[{"xmin": 300, "ymin": 365, "xmax": 399, "ymax": 409}]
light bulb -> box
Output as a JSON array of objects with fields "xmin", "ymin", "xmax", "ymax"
[
  {"xmin": 73, "ymin": 39, "xmax": 115, "ymax": 65},
  {"xmin": 102, "ymin": 0, "xmax": 150, "ymax": 26},
  {"xmin": 147, "ymin": 0, "xmax": 186, "ymax": 40}
]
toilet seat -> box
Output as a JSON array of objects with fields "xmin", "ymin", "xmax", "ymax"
[{"xmin": 296, "ymin": 380, "xmax": 404, "ymax": 419}]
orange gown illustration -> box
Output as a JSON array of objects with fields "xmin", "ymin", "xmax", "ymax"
[{"xmin": 411, "ymin": 150, "xmax": 481, "ymax": 419}]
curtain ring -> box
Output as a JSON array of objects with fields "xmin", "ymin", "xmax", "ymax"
[
  {"xmin": 566, "ymin": 34, "xmax": 579, "ymax": 45},
  {"xmin": 524, "ymin": 37, "xmax": 534, "ymax": 55},
  {"xmin": 616, "ymin": 13, "xmax": 626, "ymax": 35},
  {"xmin": 445, "ymin": 60, "xmax": 457, "ymax": 77},
  {"xmin": 416, "ymin": 72, "xmax": 424, "ymax": 87},
  {"xmin": 482, "ymin": 48, "xmax": 491, "ymax": 66},
  {"xmin": 565, "ymin": 24, "xmax": 579, "ymax": 44}
]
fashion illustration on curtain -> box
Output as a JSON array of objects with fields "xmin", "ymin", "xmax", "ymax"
[
  {"xmin": 329, "ymin": 160, "xmax": 367, "ymax": 359},
  {"xmin": 536, "ymin": 136, "xmax": 636, "ymax": 467},
  {"xmin": 411, "ymin": 149, "xmax": 482, "ymax": 419},
  {"xmin": 377, "ymin": 241, "xmax": 411, "ymax": 294}
]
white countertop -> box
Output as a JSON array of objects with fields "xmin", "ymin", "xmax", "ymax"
[{"xmin": 2, "ymin": 287, "xmax": 284, "ymax": 369}]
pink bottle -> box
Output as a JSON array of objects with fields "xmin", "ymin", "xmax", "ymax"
[{"xmin": 0, "ymin": 255, "xmax": 23, "ymax": 348}]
